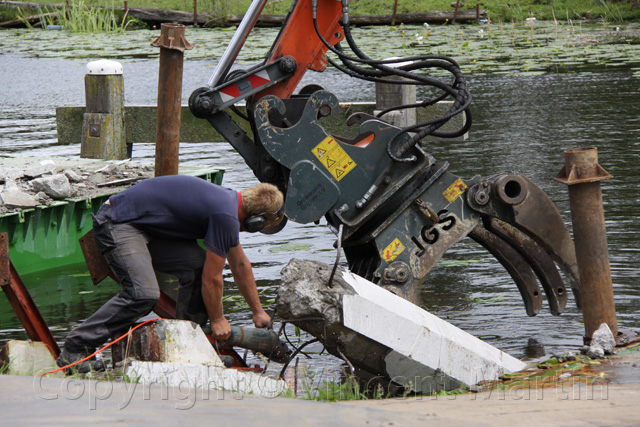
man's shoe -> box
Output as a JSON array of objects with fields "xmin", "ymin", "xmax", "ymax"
[{"xmin": 56, "ymin": 348, "xmax": 106, "ymax": 373}]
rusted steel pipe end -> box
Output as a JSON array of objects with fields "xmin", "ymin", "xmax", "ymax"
[
  {"xmin": 153, "ymin": 24, "xmax": 192, "ymax": 177},
  {"xmin": 554, "ymin": 146, "xmax": 612, "ymax": 185},
  {"xmin": 555, "ymin": 146, "xmax": 618, "ymax": 341},
  {"xmin": 151, "ymin": 23, "xmax": 194, "ymax": 52}
]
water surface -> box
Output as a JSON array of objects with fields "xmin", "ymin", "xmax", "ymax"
[{"xmin": 1, "ymin": 25, "xmax": 638, "ymax": 375}]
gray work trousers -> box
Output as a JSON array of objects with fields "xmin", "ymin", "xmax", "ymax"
[{"xmin": 64, "ymin": 203, "xmax": 207, "ymax": 353}]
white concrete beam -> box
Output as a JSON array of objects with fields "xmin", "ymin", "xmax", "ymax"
[{"xmin": 341, "ymin": 271, "xmax": 527, "ymax": 393}]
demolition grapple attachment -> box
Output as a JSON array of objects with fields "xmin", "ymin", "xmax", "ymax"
[
  {"xmin": 250, "ymin": 90, "xmax": 580, "ymax": 315},
  {"xmin": 188, "ymin": 0, "xmax": 580, "ymax": 316}
]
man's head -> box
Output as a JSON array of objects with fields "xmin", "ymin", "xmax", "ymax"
[{"xmin": 239, "ymin": 183, "xmax": 284, "ymax": 232}]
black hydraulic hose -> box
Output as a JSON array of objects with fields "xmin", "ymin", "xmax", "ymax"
[{"xmin": 311, "ymin": 1, "xmax": 472, "ymax": 162}]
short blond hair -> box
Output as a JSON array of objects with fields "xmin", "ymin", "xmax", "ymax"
[{"xmin": 240, "ymin": 183, "xmax": 284, "ymax": 225}]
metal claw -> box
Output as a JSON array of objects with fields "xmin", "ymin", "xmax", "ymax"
[
  {"xmin": 469, "ymin": 224, "xmax": 543, "ymax": 317},
  {"xmin": 485, "ymin": 218, "xmax": 568, "ymax": 315},
  {"xmin": 468, "ymin": 174, "xmax": 580, "ymax": 307}
]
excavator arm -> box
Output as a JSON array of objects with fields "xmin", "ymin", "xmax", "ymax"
[{"xmin": 189, "ymin": 0, "xmax": 580, "ymax": 315}]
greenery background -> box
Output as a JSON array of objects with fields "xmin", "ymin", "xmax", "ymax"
[{"xmin": 3, "ymin": 0, "xmax": 640, "ymax": 24}]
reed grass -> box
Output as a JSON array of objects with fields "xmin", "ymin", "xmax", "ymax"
[{"xmin": 18, "ymin": 1, "xmax": 129, "ymax": 33}]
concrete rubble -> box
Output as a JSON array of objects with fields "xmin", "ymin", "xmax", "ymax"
[
  {"xmin": 277, "ymin": 258, "xmax": 527, "ymax": 394},
  {"xmin": 0, "ymin": 340, "xmax": 64, "ymax": 377},
  {"xmin": 0, "ymin": 156, "xmax": 153, "ymax": 215},
  {"xmin": 113, "ymin": 319, "xmax": 288, "ymax": 398},
  {"xmin": 582, "ymin": 323, "xmax": 616, "ymax": 359}
]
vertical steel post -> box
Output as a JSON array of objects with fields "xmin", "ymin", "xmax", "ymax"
[
  {"xmin": 151, "ymin": 23, "xmax": 193, "ymax": 177},
  {"xmin": 555, "ymin": 146, "xmax": 617, "ymax": 340}
]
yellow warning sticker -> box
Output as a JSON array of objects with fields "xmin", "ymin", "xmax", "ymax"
[
  {"xmin": 443, "ymin": 178, "xmax": 467, "ymax": 203},
  {"xmin": 382, "ymin": 238, "xmax": 405, "ymax": 263},
  {"xmin": 312, "ymin": 136, "xmax": 356, "ymax": 181}
]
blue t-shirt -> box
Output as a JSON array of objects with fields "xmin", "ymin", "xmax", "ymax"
[{"xmin": 108, "ymin": 175, "xmax": 240, "ymax": 258}]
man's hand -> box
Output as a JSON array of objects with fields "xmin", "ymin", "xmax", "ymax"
[
  {"xmin": 210, "ymin": 316, "xmax": 231, "ymax": 341},
  {"xmin": 253, "ymin": 309, "xmax": 271, "ymax": 329}
]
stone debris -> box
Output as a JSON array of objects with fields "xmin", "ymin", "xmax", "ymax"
[
  {"xmin": 24, "ymin": 161, "xmax": 56, "ymax": 179},
  {"xmin": 0, "ymin": 157, "xmax": 153, "ymax": 215},
  {"xmin": 31, "ymin": 174, "xmax": 74, "ymax": 199},
  {"xmin": 63, "ymin": 169, "xmax": 83, "ymax": 183},
  {"xmin": 582, "ymin": 323, "xmax": 616, "ymax": 359},
  {"xmin": 111, "ymin": 320, "xmax": 288, "ymax": 398},
  {"xmin": 0, "ymin": 179, "xmax": 38, "ymax": 209}
]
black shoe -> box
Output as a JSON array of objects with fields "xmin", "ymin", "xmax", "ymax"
[{"xmin": 56, "ymin": 348, "xmax": 106, "ymax": 374}]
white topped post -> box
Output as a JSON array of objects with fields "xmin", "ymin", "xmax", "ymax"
[{"xmin": 80, "ymin": 59, "xmax": 127, "ymax": 160}]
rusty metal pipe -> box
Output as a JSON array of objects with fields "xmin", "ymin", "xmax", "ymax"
[
  {"xmin": 151, "ymin": 24, "xmax": 193, "ymax": 177},
  {"xmin": 555, "ymin": 146, "xmax": 617, "ymax": 339}
]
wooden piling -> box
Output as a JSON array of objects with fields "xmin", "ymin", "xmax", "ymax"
[
  {"xmin": 375, "ymin": 69, "xmax": 416, "ymax": 128},
  {"xmin": 80, "ymin": 60, "xmax": 128, "ymax": 160}
]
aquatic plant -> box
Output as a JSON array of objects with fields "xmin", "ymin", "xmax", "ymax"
[
  {"xmin": 58, "ymin": 1, "xmax": 129, "ymax": 33},
  {"xmin": 17, "ymin": 1, "xmax": 130, "ymax": 33}
]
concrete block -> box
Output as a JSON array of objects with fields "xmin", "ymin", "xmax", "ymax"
[
  {"xmin": 0, "ymin": 167, "xmax": 24, "ymax": 182},
  {"xmin": 24, "ymin": 160, "xmax": 56, "ymax": 178},
  {"xmin": 126, "ymin": 361, "xmax": 288, "ymax": 398},
  {"xmin": 0, "ymin": 340, "xmax": 64, "ymax": 377},
  {"xmin": 30, "ymin": 174, "xmax": 74, "ymax": 199},
  {"xmin": 341, "ymin": 271, "xmax": 527, "ymax": 392},
  {"xmin": 0, "ymin": 187, "xmax": 38, "ymax": 209},
  {"xmin": 112, "ymin": 320, "xmax": 224, "ymax": 367}
]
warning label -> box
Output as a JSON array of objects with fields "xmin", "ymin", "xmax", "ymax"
[
  {"xmin": 382, "ymin": 238, "xmax": 406, "ymax": 263},
  {"xmin": 443, "ymin": 178, "xmax": 467, "ymax": 203},
  {"xmin": 312, "ymin": 136, "xmax": 356, "ymax": 181}
]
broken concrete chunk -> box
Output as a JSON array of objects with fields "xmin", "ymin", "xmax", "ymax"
[
  {"xmin": 126, "ymin": 361, "xmax": 288, "ymax": 398},
  {"xmin": 98, "ymin": 164, "xmax": 122, "ymax": 175},
  {"xmin": 30, "ymin": 174, "xmax": 74, "ymax": 199},
  {"xmin": 592, "ymin": 323, "xmax": 616, "ymax": 354},
  {"xmin": 0, "ymin": 167, "xmax": 24, "ymax": 182},
  {"xmin": 586, "ymin": 346, "xmax": 605, "ymax": 359},
  {"xmin": 583, "ymin": 323, "xmax": 616, "ymax": 359},
  {"xmin": 63, "ymin": 169, "xmax": 84, "ymax": 183},
  {"xmin": 34, "ymin": 191, "xmax": 51, "ymax": 205},
  {"xmin": 24, "ymin": 162, "xmax": 56, "ymax": 179},
  {"xmin": 111, "ymin": 319, "xmax": 289, "ymax": 398},
  {"xmin": 0, "ymin": 183, "xmax": 38, "ymax": 209},
  {"xmin": 277, "ymin": 258, "xmax": 527, "ymax": 394}
]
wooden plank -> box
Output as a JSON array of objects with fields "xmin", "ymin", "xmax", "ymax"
[{"xmin": 56, "ymin": 102, "xmax": 464, "ymax": 144}]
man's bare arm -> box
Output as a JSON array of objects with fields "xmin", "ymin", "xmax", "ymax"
[
  {"xmin": 227, "ymin": 244, "xmax": 271, "ymax": 328},
  {"xmin": 202, "ymin": 249, "xmax": 231, "ymax": 340}
]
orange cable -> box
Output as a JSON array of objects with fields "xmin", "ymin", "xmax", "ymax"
[{"xmin": 41, "ymin": 318, "xmax": 163, "ymax": 377}]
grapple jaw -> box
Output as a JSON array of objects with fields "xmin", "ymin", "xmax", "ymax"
[
  {"xmin": 249, "ymin": 90, "xmax": 579, "ymax": 316},
  {"xmin": 466, "ymin": 174, "xmax": 580, "ymax": 315}
]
